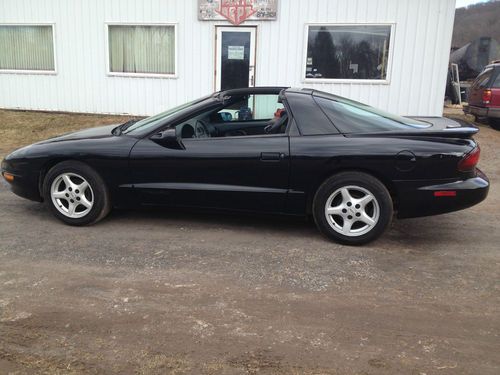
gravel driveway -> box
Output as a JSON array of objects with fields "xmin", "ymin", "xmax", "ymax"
[{"xmin": 0, "ymin": 122, "xmax": 499, "ymax": 375}]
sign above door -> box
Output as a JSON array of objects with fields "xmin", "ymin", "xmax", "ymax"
[{"xmin": 199, "ymin": 0, "xmax": 278, "ymax": 25}]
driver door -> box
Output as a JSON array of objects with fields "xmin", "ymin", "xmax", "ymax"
[{"xmin": 129, "ymin": 94, "xmax": 290, "ymax": 213}]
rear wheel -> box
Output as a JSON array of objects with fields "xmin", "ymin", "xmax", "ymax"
[
  {"xmin": 43, "ymin": 161, "xmax": 111, "ymax": 225},
  {"xmin": 313, "ymin": 172, "xmax": 393, "ymax": 245}
]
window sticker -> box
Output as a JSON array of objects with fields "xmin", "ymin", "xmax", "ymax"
[{"xmin": 228, "ymin": 46, "xmax": 245, "ymax": 60}]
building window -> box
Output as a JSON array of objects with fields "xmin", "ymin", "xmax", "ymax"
[
  {"xmin": 0, "ymin": 25, "xmax": 55, "ymax": 73},
  {"xmin": 108, "ymin": 25, "xmax": 176, "ymax": 77},
  {"xmin": 305, "ymin": 24, "xmax": 392, "ymax": 81}
]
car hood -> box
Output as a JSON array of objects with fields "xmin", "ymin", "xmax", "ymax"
[{"xmin": 35, "ymin": 124, "xmax": 119, "ymax": 145}]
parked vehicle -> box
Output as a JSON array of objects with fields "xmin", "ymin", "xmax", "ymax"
[
  {"xmin": 2, "ymin": 87, "xmax": 489, "ymax": 245},
  {"xmin": 464, "ymin": 62, "xmax": 500, "ymax": 130}
]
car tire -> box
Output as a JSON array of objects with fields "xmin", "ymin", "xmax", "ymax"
[
  {"xmin": 313, "ymin": 172, "xmax": 393, "ymax": 245},
  {"xmin": 42, "ymin": 161, "xmax": 111, "ymax": 226},
  {"xmin": 489, "ymin": 118, "xmax": 500, "ymax": 131}
]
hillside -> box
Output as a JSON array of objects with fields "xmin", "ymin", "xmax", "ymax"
[{"xmin": 453, "ymin": 0, "xmax": 500, "ymax": 48}]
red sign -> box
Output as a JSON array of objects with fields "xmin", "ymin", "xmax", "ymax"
[{"xmin": 216, "ymin": 0, "xmax": 257, "ymax": 25}]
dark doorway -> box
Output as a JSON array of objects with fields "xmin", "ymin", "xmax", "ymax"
[{"xmin": 216, "ymin": 27, "xmax": 256, "ymax": 91}]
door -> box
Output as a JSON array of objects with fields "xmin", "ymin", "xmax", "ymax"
[
  {"xmin": 129, "ymin": 91, "xmax": 290, "ymax": 213},
  {"xmin": 216, "ymin": 26, "xmax": 256, "ymax": 91},
  {"xmin": 130, "ymin": 136, "xmax": 289, "ymax": 213}
]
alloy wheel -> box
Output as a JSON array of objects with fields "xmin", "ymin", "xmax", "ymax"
[
  {"xmin": 50, "ymin": 172, "xmax": 94, "ymax": 218},
  {"xmin": 324, "ymin": 185, "xmax": 380, "ymax": 237}
]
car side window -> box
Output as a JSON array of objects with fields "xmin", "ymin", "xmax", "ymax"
[
  {"xmin": 215, "ymin": 94, "xmax": 284, "ymax": 123},
  {"xmin": 174, "ymin": 94, "xmax": 288, "ymax": 139},
  {"xmin": 493, "ymin": 73, "xmax": 500, "ymax": 89}
]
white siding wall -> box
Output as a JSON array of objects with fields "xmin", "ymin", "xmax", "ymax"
[{"xmin": 0, "ymin": 0, "xmax": 456, "ymax": 116}]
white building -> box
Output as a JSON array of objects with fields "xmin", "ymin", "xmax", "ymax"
[{"xmin": 0, "ymin": 0, "xmax": 456, "ymax": 117}]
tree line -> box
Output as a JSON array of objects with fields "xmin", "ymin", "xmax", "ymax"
[{"xmin": 453, "ymin": 0, "xmax": 500, "ymax": 48}]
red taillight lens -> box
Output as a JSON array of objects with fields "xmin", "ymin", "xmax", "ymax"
[
  {"xmin": 458, "ymin": 147, "xmax": 480, "ymax": 172},
  {"xmin": 434, "ymin": 191, "xmax": 457, "ymax": 197},
  {"xmin": 482, "ymin": 89, "xmax": 492, "ymax": 104}
]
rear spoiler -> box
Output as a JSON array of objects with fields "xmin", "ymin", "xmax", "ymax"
[
  {"xmin": 348, "ymin": 116, "xmax": 479, "ymax": 139},
  {"xmin": 349, "ymin": 127, "xmax": 478, "ymax": 139}
]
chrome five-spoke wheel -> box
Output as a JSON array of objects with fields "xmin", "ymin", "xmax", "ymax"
[
  {"xmin": 44, "ymin": 161, "xmax": 111, "ymax": 225},
  {"xmin": 324, "ymin": 185, "xmax": 380, "ymax": 237},
  {"xmin": 314, "ymin": 172, "xmax": 393, "ymax": 245},
  {"xmin": 50, "ymin": 172, "xmax": 94, "ymax": 218}
]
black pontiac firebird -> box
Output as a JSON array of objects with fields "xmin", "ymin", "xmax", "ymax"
[{"xmin": 1, "ymin": 87, "xmax": 489, "ymax": 245}]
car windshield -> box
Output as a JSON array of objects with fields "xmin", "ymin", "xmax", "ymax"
[
  {"xmin": 123, "ymin": 94, "xmax": 214, "ymax": 134},
  {"xmin": 314, "ymin": 93, "xmax": 431, "ymax": 133}
]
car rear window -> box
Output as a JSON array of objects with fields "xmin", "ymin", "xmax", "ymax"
[
  {"xmin": 472, "ymin": 68, "xmax": 493, "ymax": 89},
  {"xmin": 314, "ymin": 95, "xmax": 431, "ymax": 133}
]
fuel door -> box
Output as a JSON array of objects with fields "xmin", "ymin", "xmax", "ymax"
[{"xmin": 395, "ymin": 150, "xmax": 417, "ymax": 172}]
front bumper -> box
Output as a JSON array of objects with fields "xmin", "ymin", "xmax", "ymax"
[
  {"xmin": 395, "ymin": 169, "xmax": 489, "ymax": 219},
  {"xmin": 464, "ymin": 105, "xmax": 500, "ymax": 119},
  {"xmin": 1, "ymin": 159, "xmax": 42, "ymax": 202}
]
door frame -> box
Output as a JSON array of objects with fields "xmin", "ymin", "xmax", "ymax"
[{"xmin": 215, "ymin": 25, "xmax": 257, "ymax": 92}]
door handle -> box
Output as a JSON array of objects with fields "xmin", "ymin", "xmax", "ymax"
[{"xmin": 261, "ymin": 152, "xmax": 284, "ymax": 161}]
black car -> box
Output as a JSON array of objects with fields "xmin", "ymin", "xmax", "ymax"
[{"xmin": 1, "ymin": 87, "xmax": 489, "ymax": 245}]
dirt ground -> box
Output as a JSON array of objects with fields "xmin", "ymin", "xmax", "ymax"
[{"xmin": 0, "ymin": 109, "xmax": 499, "ymax": 374}]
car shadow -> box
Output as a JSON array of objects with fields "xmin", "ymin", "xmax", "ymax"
[
  {"xmin": 106, "ymin": 206, "xmax": 320, "ymax": 235},
  {"xmin": 21, "ymin": 199, "xmax": 463, "ymax": 248},
  {"xmin": 386, "ymin": 214, "xmax": 466, "ymax": 249},
  {"xmin": 106, "ymin": 207, "xmax": 459, "ymax": 247}
]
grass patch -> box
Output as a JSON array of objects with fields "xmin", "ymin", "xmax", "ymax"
[{"xmin": 0, "ymin": 109, "xmax": 136, "ymax": 159}]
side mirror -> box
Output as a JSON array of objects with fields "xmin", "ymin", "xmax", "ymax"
[{"xmin": 150, "ymin": 128, "xmax": 184, "ymax": 150}]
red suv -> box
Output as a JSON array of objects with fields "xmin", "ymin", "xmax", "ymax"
[{"xmin": 464, "ymin": 62, "xmax": 500, "ymax": 130}]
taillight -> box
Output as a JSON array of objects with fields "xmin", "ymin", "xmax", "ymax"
[
  {"xmin": 482, "ymin": 89, "xmax": 492, "ymax": 104},
  {"xmin": 458, "ymin": 147, "xmax": 480, "ymax": 172},
  {"xmin": 434, "ymin": 191, "xmax": 457, "ymax": 197}
]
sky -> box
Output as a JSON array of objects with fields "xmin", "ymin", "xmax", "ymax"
[{"xmin": 455, "ymin": 0, "xmax": 490, "ymax": 8}]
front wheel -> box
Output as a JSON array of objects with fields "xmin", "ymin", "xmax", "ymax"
[
  {"xmin": 43, "ymin": 161, "xmax": 111, "ymax": 226},
  {"xmin": 313, "ymin": 172, "xmax": 393, "ymax": 245}
]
